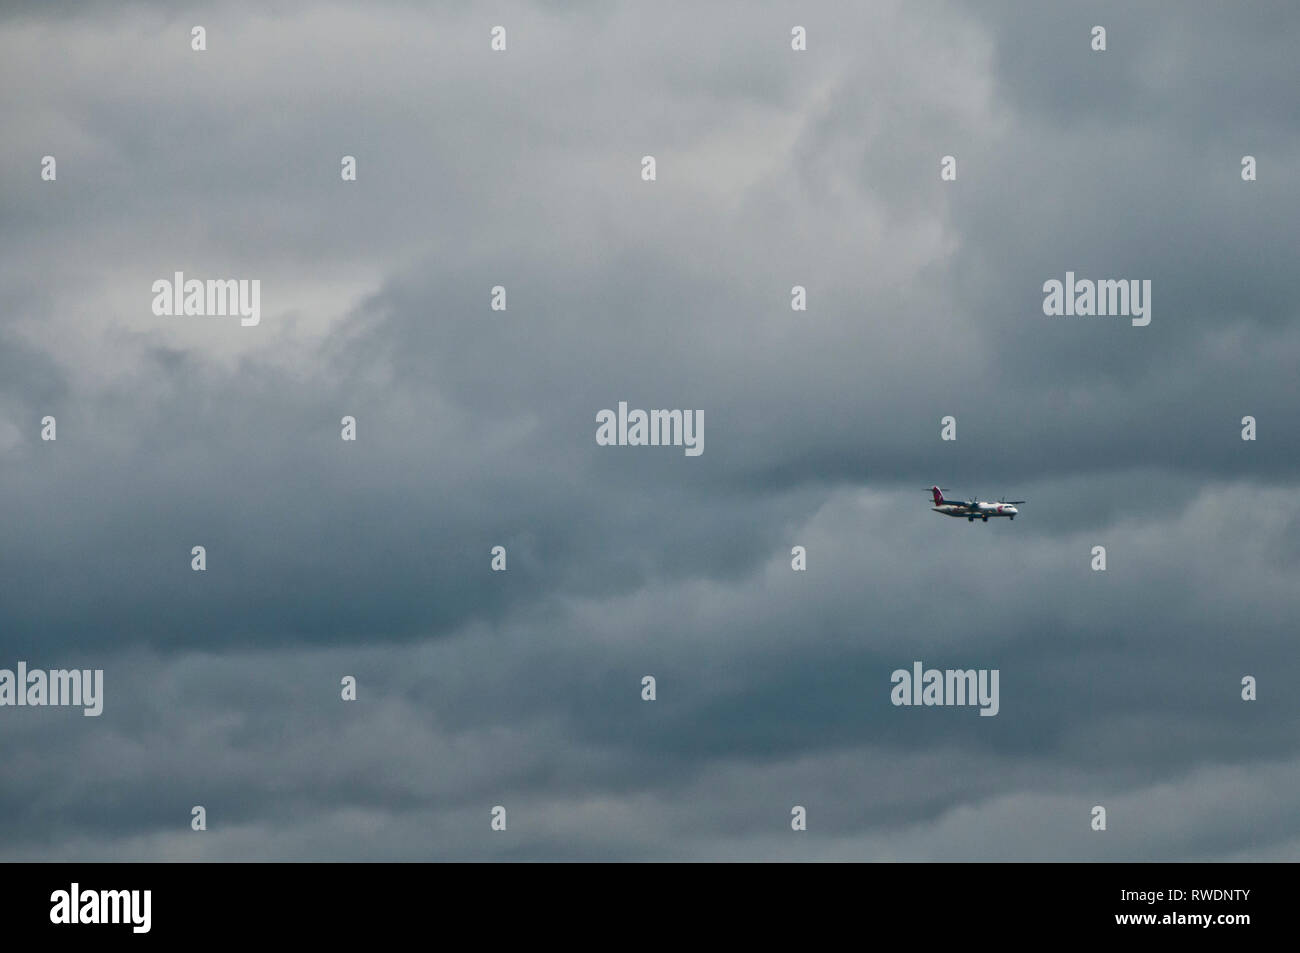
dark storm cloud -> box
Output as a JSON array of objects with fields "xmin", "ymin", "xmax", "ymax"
[{"xmin": 0, "ymin": 0, "xmax": 1296, "ymax": 860}]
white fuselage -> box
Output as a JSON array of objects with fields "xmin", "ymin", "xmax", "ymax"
[{"xmin": 933, "ymin": 502, "xmax": 1018, "ymax": 519}]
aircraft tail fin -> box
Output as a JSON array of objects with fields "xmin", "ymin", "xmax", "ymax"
[{"xmin": 930, "ymin": 486, "xmax": 944, "ymax": 505}]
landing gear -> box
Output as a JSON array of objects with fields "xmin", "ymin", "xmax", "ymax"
[
  {"xmin": 982, "ymin": 516, "xmax": 989, "ymax": 522},
  {"xmin": 968, "ymin": 516, "xmax": 974, "ymax": 522},
  {"xmin": 1010, "ymin": 515, "xmax": 1015, "ymax": 520}
]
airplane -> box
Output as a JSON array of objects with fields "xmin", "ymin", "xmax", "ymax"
[{"xmin": 928, "ymin": 486, "xmax": 1024, "ymax": 522}]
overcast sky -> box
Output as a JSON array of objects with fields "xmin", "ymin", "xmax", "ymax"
[{"xmin": 1, "ymin": 0, "xmax": 1297, "ymax": 861}]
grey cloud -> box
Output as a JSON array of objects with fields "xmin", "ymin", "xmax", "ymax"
[{"xmin": 0, "ymin": 0, "xmax": 1295, "ymax": 861}]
